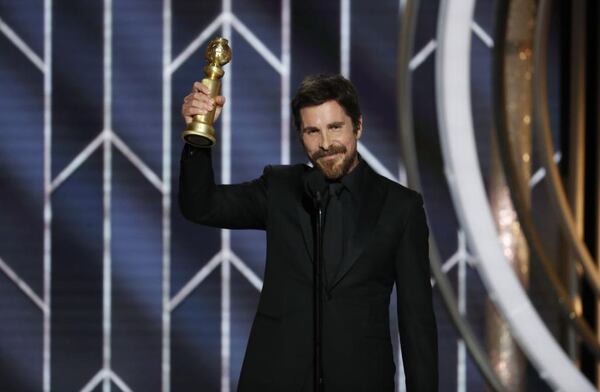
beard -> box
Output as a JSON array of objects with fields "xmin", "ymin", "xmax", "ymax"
[{"xmin": 309, "ymin": 144, "xmax": 357, "ymax": 180}]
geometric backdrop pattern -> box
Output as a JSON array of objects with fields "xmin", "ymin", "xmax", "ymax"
[{"xmin": 0, "ymin": 0, "xmax": 556, "ymax": 391}]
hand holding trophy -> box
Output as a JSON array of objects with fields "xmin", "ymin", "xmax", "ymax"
[{"xmin": 181, "ymin": 37, "xmax": 232, "ymax": 147}]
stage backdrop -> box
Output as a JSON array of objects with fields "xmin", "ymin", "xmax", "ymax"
[{"xmin": 0, "ymin": 0, "xmax": 557, "ymax": 391}]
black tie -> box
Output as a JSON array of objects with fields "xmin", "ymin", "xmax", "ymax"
[{"xmin": 324, "ymin": 183, "xmax": 345, "ymax": 286}]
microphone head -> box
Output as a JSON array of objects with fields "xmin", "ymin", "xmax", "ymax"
[{"xmin": 304, "ymin": 169, "xmax": 328, "ymax": 207}]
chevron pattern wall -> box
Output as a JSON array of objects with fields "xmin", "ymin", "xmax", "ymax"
[{"xmin": 0, "ymin": 1, "xmax": 555, "ymax": 391}]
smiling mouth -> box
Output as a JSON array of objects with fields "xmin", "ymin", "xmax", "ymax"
[{"xmin": 320, "ymin": 153, "xmax": 342, "ymax": 161}]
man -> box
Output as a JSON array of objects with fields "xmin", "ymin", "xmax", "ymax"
[{"xmin": 180, "ymin": 74, "xmax": 438, "ymax": 391}]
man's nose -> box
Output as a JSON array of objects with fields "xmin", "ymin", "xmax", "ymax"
[{"xmin": 319, "ymin": 131, "xmax": 331, "ymax": 150}]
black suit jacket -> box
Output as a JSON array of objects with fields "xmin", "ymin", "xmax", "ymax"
[{"xmin": 179, "ymin": 147, "xmax": 438, "ymax": 391}]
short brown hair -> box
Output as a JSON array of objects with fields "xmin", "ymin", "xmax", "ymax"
[{"xmin": 291, "ymin": 74, "xmax": 361, "ymax": 132}]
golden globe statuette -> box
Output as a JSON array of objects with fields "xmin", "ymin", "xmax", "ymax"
[{"xmin": 182, "ymin": 37, "xmax": 232, "ymax": 147}]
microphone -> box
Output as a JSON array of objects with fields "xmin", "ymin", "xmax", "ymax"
[
  {"xmin": 303, "ymin": 168, "xmax": 328, "ymax": 392},
  {"xmin": 304, "ymin": 169, "xmax": 329, "ymax": 209}
]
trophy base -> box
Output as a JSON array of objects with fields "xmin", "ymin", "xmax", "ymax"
[{"xmin": 182, "ymin": 122, "xmax": 216, "ymax": 148}]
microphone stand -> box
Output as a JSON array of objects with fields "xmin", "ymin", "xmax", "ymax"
[{"xmin": 313, "ymin": 191, "xmax": 325, "ymax": 392}]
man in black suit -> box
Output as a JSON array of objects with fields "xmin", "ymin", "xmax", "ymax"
[{"xmin": 179, "ymin": 74, "xmax": 437, "ymax": 391}]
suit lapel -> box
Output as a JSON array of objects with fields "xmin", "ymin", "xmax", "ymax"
[
  {"xmin": 295, "ymin": 165, "xmax": 388, "ymax": 287},
  {"xmin": 296, "ymin": 167, "xmax": 316, "ymax": 265},
  {"xmin": 297, "ymin": 194, "xmax": 314, "ymax": 263},
  {"xmin": 330, "ymin": 166, "xmax": 387, "ymax": 289}
]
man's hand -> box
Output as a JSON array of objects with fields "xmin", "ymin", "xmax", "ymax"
[{"xmin": 181, "ymin": 81, "xmax": 226, "ymax": 125}]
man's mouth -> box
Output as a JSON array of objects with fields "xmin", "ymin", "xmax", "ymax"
[
  {"xmin": 311, "ymin": 145, "xmax": 347, "ymax": 162},
  {"xmin": 320, "ymin": 153, "xmax": 341, "ymax": 161}
]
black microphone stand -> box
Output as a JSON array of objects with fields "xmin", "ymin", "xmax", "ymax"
[{"xmin": 313, "ymin": 191, "xmax": 325, "ymax": 392}]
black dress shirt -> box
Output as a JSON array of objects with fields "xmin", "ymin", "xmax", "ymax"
[{"xmin": 323, "ymin": 157, "xmax": 367, "ymax": 290}]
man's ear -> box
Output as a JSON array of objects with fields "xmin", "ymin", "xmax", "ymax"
[{"xmin": 355, "ymin": 116, "xmax": 363, "ymax": 139}]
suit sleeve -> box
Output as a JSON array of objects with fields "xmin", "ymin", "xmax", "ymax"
[
  {"xmin": 178, "ymin": 144, "xmax": 268, "ymax": 230},
  {"xmin": 395, "ymin": 193, "xmax": 438, "ymax": 391}
]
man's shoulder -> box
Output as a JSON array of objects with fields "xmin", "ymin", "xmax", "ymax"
[
  {"xmin": 265, "ymin": 163, "xmax": 308, "ymax": 175},
  {"xmin": 263, "ymin": 163, "xmax": 309, "ymax": 180},
  {"xmin": 261, "ymin": 163, "xmax": 310, "ymax": 190},
  {"xmin": 370, "ymin": 170, "xmax": 423, "ymax": 206}
]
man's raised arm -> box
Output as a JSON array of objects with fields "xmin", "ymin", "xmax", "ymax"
[{"xmin": 178, "ymin": 82, "xmax": 268, "ymax": 230}]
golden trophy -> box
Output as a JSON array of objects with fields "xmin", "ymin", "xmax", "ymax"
[{"xmin": 182, "ymin": 37, "xmax": 232, "ymax": 147}]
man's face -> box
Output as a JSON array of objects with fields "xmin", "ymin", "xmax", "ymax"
[{"xmin": 300, "ymin": 100, "xmax": 362, "ymax": 180}]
